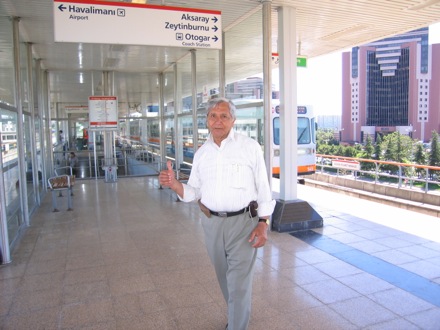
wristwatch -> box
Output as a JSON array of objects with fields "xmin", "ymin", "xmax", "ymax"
[{"xmin": 259, "ymin": 218, "xmax": 270, "ymax": 226}]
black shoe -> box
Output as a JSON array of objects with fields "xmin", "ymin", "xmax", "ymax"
[{"xmin": 225, "ymin": 324, "xmax": 228, "ymax": 330}]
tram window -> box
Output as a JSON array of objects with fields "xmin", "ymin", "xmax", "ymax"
[
  {"xmin": 298, "ymin": 118, "xmax": 311, "ymax": 144},
  {"xmin": 274, "ymin": 117, "xmax": 311, "ymax": 145},
  {"xmin": 273, "ymin": 117, "xmax": 280, "ymax": 145}
]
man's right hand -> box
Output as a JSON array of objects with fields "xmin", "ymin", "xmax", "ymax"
[
  {"xmin": 158, "ymin": 160, "xmax": 176, "ymax": 188},
  {"xmin": 159, "ymin": 161, "xmax": 184, "ymax": 198}
]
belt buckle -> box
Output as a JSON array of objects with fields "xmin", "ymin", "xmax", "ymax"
[{"xmin": 218, "ymin": 212, "xmax": 228, "ymax": 217}]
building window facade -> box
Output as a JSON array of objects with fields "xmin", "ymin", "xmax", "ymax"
[{"xmin": 366, "ymin": 48, "xmax": 409, "ymax": 126}]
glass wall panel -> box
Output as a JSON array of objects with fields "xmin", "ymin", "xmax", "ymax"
[
  {"xmin": 223, "ymin": 10, "xmax": 265, "ymax": 148},
  {"xmin": 234, "ymin": 103, "xmax": 264, "ymax": 142},
  {"xmin": 1, "ymin": 109, "xmax": 22, "ymax": 244},
  {"xmin": 180, "ymin": 115, "xmax": 193, "ymax": 164},
  {"xmin": 196, "ymin": 48, "xmax": 219, "ymax": 107},
  {"xmin": 163, "ymin": 70, "xmax": 175, "ymax": 115},
  {"xmin": 146, "ymin": 116, "xmax": 160, "ymax": 162},
  {"xmin": 35, "ymin": 119, "xmax": 44, "ymax": 194},
  {"xmin": 165, "ymin": 118, "xmax": 174, "ymax": 159},
  {"xmin": 224, "ymin": 9, "xmax": 263, "ymax": 103},
  {"xmin": 0, "ymin": 17, "xmax": 15, "ymax": 106},
  {"xmin": 174, "ymin": 56, "xmax": 191, "ymax": 166},
  {"xmin": 187, "ymin": 49, "xmax": 220, "ymax": 163}
]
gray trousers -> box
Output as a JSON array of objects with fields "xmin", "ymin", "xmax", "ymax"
[{"xmin": 202, "ymin": 212, "xmax": 258, "ymax": 330}]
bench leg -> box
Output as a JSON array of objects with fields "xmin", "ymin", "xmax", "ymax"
[
  {"xmin": 67, "ymin": 188, "xmax": 73, "ymax": 211},
  {"xmin": 51, "ymin": 191, "xmax": 59, "ymax": 212}
]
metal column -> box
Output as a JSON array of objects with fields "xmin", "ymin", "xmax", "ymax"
[
  {"xmin": 13, "ymin": 17, "xmax": 30, "ymax": 227},
  {"xmin": 262, "ymin": 0, "xmax": 273, "ymax": 183},
  {"xmin": 191, "ymin": 49, "xmax": 199, "ymax": 155},
  {"xmin": 26, "ymin": 43, "xmax": 41, "ymax": 205},
  {"xmin": 272, "ymin": 6, "xmax": 323, "ymax": 232}
]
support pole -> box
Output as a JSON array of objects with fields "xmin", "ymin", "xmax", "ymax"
[{"xmin": 272, "ymin": 6, "xmax": 322, "ymax": 232}]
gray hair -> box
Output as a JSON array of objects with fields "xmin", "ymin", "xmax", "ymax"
[{"xmin": 206, "ymin": 97, "xmax": 237, "ymax": 120}]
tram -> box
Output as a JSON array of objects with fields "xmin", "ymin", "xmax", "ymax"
[
  {"xmin": 271, "ymin": 101, "xmax": 316, "ymax": 177},
  {"xmin": 1, "ymin": 131, "xmax": 17, "ymax": 154}
]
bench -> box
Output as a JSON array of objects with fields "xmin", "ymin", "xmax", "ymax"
[{"xmin": 47, "ymin": 175, "xmax": 75, "ymax": 212}]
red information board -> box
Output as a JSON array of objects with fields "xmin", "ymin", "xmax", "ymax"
[{"xmin": 88, "ymin": 96, "xmax": 118, "ymax": 130}]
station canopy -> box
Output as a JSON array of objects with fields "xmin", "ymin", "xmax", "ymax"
[{"xmin": 1, "ymin": 0, "xmax": 439, "ymax": 111}]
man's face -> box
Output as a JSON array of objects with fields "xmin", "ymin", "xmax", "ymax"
[{"xmin": 206, "ymin": 102, "xmax": 235, "ymax": 144}]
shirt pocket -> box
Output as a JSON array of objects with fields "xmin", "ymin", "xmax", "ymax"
[{"xmin": 228, "ymin": 163, "xmax": 246, "ymax": 189}]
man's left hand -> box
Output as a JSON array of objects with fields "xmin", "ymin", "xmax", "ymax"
[{"xmin": 249, "ymin": 222, "xmax": 268, "ymax": 248}]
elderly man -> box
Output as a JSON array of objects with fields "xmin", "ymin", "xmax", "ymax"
[{"xmin": 159, "ymin": 97, "xmax": 275, "ymax": 330}]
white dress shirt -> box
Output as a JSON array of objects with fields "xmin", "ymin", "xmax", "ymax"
[{"xmin": 181, "ymin": 129, "xmax": 276, "ymax": 217}]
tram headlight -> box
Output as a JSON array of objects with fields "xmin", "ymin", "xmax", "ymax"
[
  {"xmin": 274, "ymin": 149, "xmax": 280, "ymax": 157},
  {"xmin": 298, "ymin": 148, "xmax": 312, "ymax": 155}
]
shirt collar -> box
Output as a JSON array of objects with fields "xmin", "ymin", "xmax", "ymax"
[{"xmin": 208, "ymin": 129, "xmax": 236, "ymax": 147}]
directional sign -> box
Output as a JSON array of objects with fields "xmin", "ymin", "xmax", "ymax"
[
  {"xmin": 64, "ymin": 105, "xmax": 88, "ymax": 114},
  {"xmin": 271, "ymin": 53, "xmax": 280, "ymax": 67},
  {"xmin": 54, "ymin": 0, "xmax": 222, "ymax": 49},
  {"xmin": 272, "ymin": 53, "xmax": 307, "ymax": 68},
  {"xmin": 297, "ymin": 56, "xmax": 307, "ymax": 67},
  {"xmin": 332, "ymin": 160, "xmax": 360, "ymax": 171}
]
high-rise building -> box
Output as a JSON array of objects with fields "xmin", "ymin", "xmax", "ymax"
[{"xmin": 341, "ymin": 27, "xmax": 440, "ymax": 143}]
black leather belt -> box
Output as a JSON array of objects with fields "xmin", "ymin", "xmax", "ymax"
[{"xmin": 209, "ymin": 206, "xmax": 249, "ymax": 218}]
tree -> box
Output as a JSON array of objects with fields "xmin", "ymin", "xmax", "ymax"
[
  {"xmin": 344, "ymin": 146, "xmax": 357, "ymax": 157},
  {"xmin": 361, "ymin": 135, "xmax": 375, "ymax": 171},
  {"xmin": 317, "ymin": 143, "xmax": 333, "ymax": 155},
  {"xmin": 429, "ymin": 131, "xmax": 440, "ymax": 166},
  {"xmin": 374, "ymin": 134, "xmax": 382, "ymax": 160},
  {"xmin": 380, "ymin": 132, "xmax": 415, "ymax": 174},
  {"xmin": 383, "ymin": 136, "xmax": 396, "ymax": 161},
  {"xmin": 316, "ymin": 129, "xmax": 340, "ymax": 155},
  {"xmin": 363, "ymin": 135, "xmax": 374, "ymax": 159},
  {"xmin": 316, "ymin": 129, "xmax": 337, "ymax": 148},
  {"xmin": 414, "ymin": 142, "xmax": 427, "ymax": 177},
  {"xmin": 428, "ymin": 131, "xmax": 440, "ymax": 179},
  {"xmin": 381, "ymin": 132, "xmax": 413, "ymax": 163},
  {"xmin": 396, "ymin": 132, "xmax": 404, "ymax": 163}
]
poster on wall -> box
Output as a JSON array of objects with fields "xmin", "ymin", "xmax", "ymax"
[{"xmin": 88, "ymin": 96, "xmax": 118, "ymax": 130}]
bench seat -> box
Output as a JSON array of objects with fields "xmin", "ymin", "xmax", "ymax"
[{"xmin": 48, "ymin": 175, "xmax": 75, "ymax": 212}]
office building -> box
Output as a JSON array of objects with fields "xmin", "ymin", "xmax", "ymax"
[{"xmin": 341, "ymin": 27, "xmax": 440, "ymax": 143}]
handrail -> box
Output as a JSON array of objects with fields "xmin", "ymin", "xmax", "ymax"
[
  {"xmin": 317, "ymin": 154, "xmax": 440, "ymax": 170},
  {"xmin": 55, "ymin": 166, "xmax": 73, "ymax": 176},
  {"xmin": 316, "ymin": 154, "xmax": 440, "ymax": 193}
]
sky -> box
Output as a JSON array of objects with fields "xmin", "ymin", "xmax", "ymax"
[{"xmin": 280, "ymin": 22, "xmax": 440, "ymax": 117}]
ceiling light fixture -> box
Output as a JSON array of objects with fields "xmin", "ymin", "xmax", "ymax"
[{"xmin": 78, "ymin": 43, "xmax": 83, "ymax": 68}]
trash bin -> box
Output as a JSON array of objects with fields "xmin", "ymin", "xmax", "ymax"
[{"xmin": 103, "ymin": 165, "xmax": 118, "ymax": 182}]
